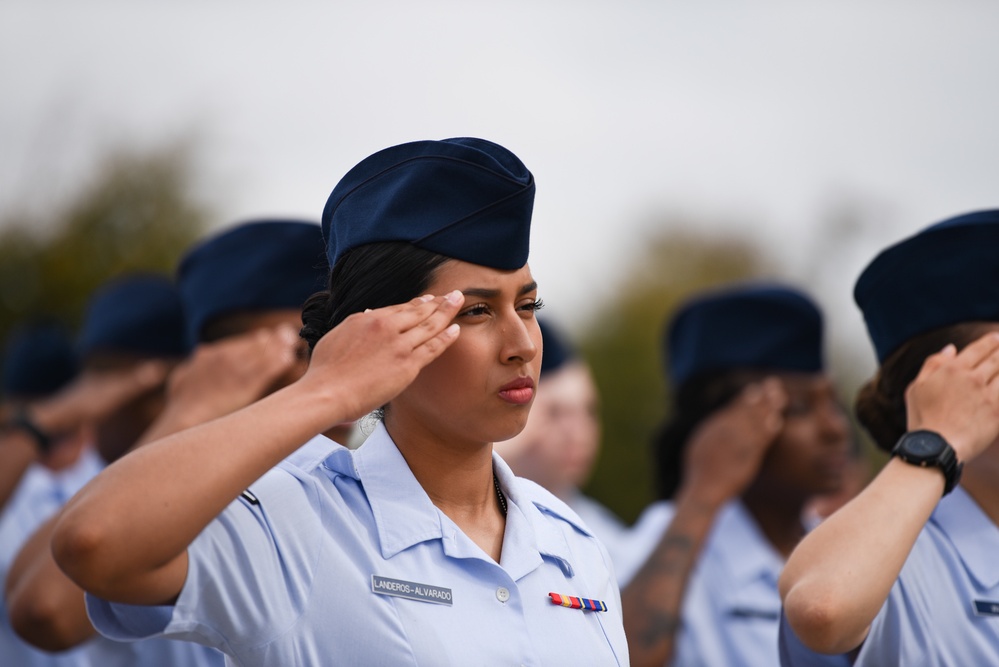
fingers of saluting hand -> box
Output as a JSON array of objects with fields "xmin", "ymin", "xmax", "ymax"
[
  {"xmin": 963, "ymin": 332, "xmax": 999, "ymax": 384},
  {"xmin": 305, "ymin": 292, "xmax": 464, "ymax": 420}
]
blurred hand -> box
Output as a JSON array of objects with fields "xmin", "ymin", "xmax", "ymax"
[
  {"xmin": 680, "ymin": 377, "xmax": 787, "ymax": 508},
  {"xmin": 300, "ymin": 292, "xmax": 463, "ymax": 422},
  {"xmin": 162, "ymin": 325, "xmax": 302, "ymax": 425},
  {"xmin": 31, "ymin": 361, "xmax": 169, "ymax": 436},
  {"xmin": 905, "ymin": 331, "xmax": 999, "ymax": 462}
]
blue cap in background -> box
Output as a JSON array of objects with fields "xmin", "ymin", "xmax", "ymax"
[
  {"xmin": 177, "ymin": 219, "xmax": 328, "ymax": 344},
  {"xmin": 77, "ymin": 273, "xmax": 189, "ymax": 360},
  {"xmin": 2, "ymin": 321, "xmax": 79, "ymax": 397},
  {"xmin": 322, "ymin": 138, "xmax": 535, "ymax": 270},
  {"xmin": 854, "ymin": 209, "xmax": 999, "ymax": 363},
  {"xmin": 666, "ymin": 283, "xmax": 824, "ymax": 387},
  {"xmin": 538, "ymin": 317, "xmax": 577, "ymax": 377}
]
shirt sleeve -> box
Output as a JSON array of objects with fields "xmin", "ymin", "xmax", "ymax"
[
  {"xmin": 87, "ymin": 466, "xmax": 326, "ymax": 656},
  {"xmin": 778, "ymin": 611, "xmax": 853, "ymax": 667}
]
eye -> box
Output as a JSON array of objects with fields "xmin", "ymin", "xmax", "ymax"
[
  {"xmin": 519, "ymin": 298, "xmax": 545, "ymax": 314},
  {"xmin": 784, "ymin": 398, "xmax": 812, "ymax": 417},
  {"xmin": 459, "ymin": 304, "xmax": 491, "ymax": 318}
]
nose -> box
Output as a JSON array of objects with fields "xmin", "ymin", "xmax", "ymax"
[
  {"xmin": 502, "ymin": 314, "xmax": 540, "ymax": 365},
  {"xmin": 820, "ymin": 398, "xmax": 851, "ymax": 446}
]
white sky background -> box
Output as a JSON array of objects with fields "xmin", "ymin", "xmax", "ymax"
[{"xmin": 2, "ymin": 0, "xmax": 998, "ymax": 381}]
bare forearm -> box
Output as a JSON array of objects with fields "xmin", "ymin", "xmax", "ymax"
[
  {"xmin": 780, "ymin": 459, "xmax": 943, "ymax": 653},
  {"xmin": 0, "ymin": 435, "xmax": 38, "ymax": 511},
  {"xmin": 7, "ymin": 516, "xmax": 95, "ymax": 651},
  {"xmin": 53, "ymin": 381, "xmax": 343, "ymax": 601},
  {"xmin": 622, "ymin": 492, "xmax": 722, "ymax": 667}
]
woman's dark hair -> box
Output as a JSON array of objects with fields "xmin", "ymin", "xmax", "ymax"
[
  {"xmin": 652, "ymin": 369, "xmax": 768, "ymax": 500},
  {"xmin": 855, "ymin": 322, "xmax": 992, "ymax": 452},
  {"xmin": 300, "ymin": 242, "xmax": 451, "ymax": 350}
]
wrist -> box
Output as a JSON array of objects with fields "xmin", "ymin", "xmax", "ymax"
[
  {"xmin": 3, "ymin": 407, "xmax": 54, "ymax": 455},
  {"xmin": 890, "ymin": 430, "xmax": 963, "ymax": 496}
]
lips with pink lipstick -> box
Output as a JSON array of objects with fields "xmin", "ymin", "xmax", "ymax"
[{"xmin": 498, "ymin": 376, "xmax": 535, "ymax": 405}]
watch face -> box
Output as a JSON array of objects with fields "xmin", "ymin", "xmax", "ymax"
[{"xmin": 906, "ymin": 432, "xmax": 946, "ymax": 458}]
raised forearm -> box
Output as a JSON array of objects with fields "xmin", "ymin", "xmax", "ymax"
[
  {"xmin": 52, "ymin": 381, "xmax": 342, "ymax": 603},
  {"xmin": 780, "ymin": 459, "xmax": 943, "ymax": 653},
  {"xmin": 7, "ymin": 516, "xmax": 95, "ymax": 651},
  {"xmin": 622, "ymin": 492, "xmax": 722, "ymax": 667}
]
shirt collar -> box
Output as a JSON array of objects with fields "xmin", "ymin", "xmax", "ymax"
[
  {"xmin": 345, "ymin": 422, "xmax": 447, "ymax": 559},
  {"xmin": 329, "ymin": 422, "xmax": 579, "ymax": 580},
  {"xmin": 931, "ymin": 486, "xmax": 999, "ymax": 589}
]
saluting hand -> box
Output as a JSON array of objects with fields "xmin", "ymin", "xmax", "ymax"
[
  {"xmin": 160, "ymin": 325, "xmax": 303, "ymax": 427},
  {"xmin": 905, "ymin": 331, "xmax": 999, "ymax": 462},
  {"xmin": 300, "ymin": 291, "xmax": 464, "ymax": 423},
  {"xmin": 680, "ymin": 377, "xmax": 787, "ymax": 507},
  {"xmin": 29, "ymin": 361, "xmax": 169, "ymax": 438}
]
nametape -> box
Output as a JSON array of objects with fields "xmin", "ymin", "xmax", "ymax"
[
  {"xmin": 371, "ymin": 575, "xmax": 453, "ymax": 606},
  {"xmin": 973, "ymin": 600, "xmax": 999, "ymax": 617}
]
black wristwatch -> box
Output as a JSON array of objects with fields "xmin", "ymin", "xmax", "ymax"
[
  {"xmin": 3, "ymin": 408, "xmax": 54, "ymax": 454},
  {"xmin": 891, "ymin": 430, "xmax": 963, "ymax": 496}
]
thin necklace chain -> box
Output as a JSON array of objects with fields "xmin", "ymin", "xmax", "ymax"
[{"xmin": 493, "ymin": 472, "xmax": 507, "ymax": 517}]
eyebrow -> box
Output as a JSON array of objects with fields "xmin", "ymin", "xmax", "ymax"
[{"xmin": 461, "ymin": 281, "xmax": 538, "ymax": 299}]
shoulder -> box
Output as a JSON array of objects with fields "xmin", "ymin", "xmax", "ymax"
[{"xmin": 512, "ymin": 476, "xmax": 593, "ymax": 536}]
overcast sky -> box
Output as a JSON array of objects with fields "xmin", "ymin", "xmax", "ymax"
[{"xmin": 2, "ymin": 0, "xmax": 998, "ymax": 377}]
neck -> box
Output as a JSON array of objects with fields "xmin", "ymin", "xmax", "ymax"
[
  {"xmin": 740, "ymin": 487, "xmax": 808, "ymax": 559},
  {"xmin": 383, "ymin": 413, "xmax": 506, "ymax": 561},
  {"xmin": 960, "ymin": 444, "xmax": 999, "ymax": 527}
]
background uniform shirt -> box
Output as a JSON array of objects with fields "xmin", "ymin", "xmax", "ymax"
[
  {"xmin": 87, "ymin": 423, "xmax": 629, "ymax": 666},
  {"xmin": 567, "ymin": 491, "xmax": 630, "ymax": 572},
  {"xmin": 0, "ymin": 447, "xmax": 223, "ymax": 667},
  {"xmin": 621, "ymin": 500, "xmax": 786, "ymax": 667},
  {"xmin": 780, "ymin": 487, "xmax": 999, "ymax": 666}
]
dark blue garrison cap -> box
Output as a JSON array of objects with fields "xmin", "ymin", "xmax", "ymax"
[
  {"xmin": 322, "ymin": 138, "xmax": 535, "ymax": 270},
  {"xmin": 177, "ymin": 220, "xmax": 328, "ymax": 344},
  {"xmin": 855, "ymin": 209, "xmax": 999, "ymax": 363},
  {"xmin": 78, "ymin": 274, "xmax": 189, "ymax": 359},
  {"xmin": 2, "ymin": 322, "xmax": 78, "ymax": 397},
  {"xmin": 666, "ymin": 283, "xmax": 824, "ymax": 388},
  {"xmin": 538, "ymin": 318, "xmax": 577, "ymax": 377}
]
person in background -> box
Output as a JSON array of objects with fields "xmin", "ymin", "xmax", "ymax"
[
  {"xmin": 621, "ymin": 283, "xmax": 850, "ymax": 667},
  {"xmin": 51, "ymin": 137, "xmax": 629, "ymax": 665},
  {"xmin": 0, "ymin": 321, "xmax": 80, "ymax": 512},
  {"xmin": 495, "ymin": 317, "xmax": 629, "ymax": 564},
  {"xmin": 138, "ymin": 218, "xmax": 351, "ymax": 448},
  {"xmin": 780, "ymin": 210, "xmax": 999, "ymax": 666},
  {"xmin": 3, "ymin": 273, "xmax": 224, "ymax": 667}
]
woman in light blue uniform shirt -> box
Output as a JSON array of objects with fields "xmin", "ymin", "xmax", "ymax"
[
  {"xmin": 780, "ymin": 210, "xmax": 999, "ymax": 665},
  {"xmin": 51, "ymin": 138, "xmax": 629, "ymax": 666},
  {"xmin": 621, "ymin": 283, "xmax": 851, "ymax": 667}
]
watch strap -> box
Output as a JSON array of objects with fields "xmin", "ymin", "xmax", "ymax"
[
  {"xmin": 891, "ymin": 430, "xmax": 963, "ymax": 496},
  {"xmin": 4, "ymin": 408, "xmax": 54, "ymax": 454}
]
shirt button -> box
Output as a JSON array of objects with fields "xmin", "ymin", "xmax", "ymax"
[{"xmin": 496, "ymin": 587, "xmax": 510, "ymax": 603}]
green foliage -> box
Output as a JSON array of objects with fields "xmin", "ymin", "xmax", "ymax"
[
  {"xmin": 0, "ymin": 145, "xmax": 212, "ymax": 344},
  {"xmin": 579, "ymin": 227, "xmax": 772, "ymax": 524}
]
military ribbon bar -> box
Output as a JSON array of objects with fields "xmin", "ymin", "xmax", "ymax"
[{"xmin": 548, "ymin": 592, "xmax": 607, "ymax": 612}]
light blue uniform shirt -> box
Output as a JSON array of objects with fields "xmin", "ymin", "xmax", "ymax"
[
  {"xmin": 0, "ymin": 446, "xmax": 224, "ymax": 667},
  {"xmin": 779, "ymin": 486, "xmax": 999, "ymax": 666},
  {"xmin": 87, "ymin": 423, "xmax": 629, "ymax": 666},
  {"xmin": 567, "ymin": 492, "xmax": 630, "ymax": 572},
  {"xmin": 621, "ymin": 499, "xmax": 786, "ymax": 667}
]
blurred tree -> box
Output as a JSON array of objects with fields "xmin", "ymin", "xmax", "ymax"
[
  {"xmin": 579, "ymin": 226, "xmax": 772, "ymax": 524},
  {"xmin": 0, "ymin": 143, "xmax": 212, "ymax": 346}
]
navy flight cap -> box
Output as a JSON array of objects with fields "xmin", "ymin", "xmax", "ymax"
[
  {"xmin": 538, "ymin": 318, "xmax": 577, "ymax": 377},
  {"xmin": 78, "ymin": 273, "xmax": 189, "ymax": 360},
  {"xmin": 322, "ymin": 138, "xmax": 535, "ymax": 270},
  {"xmin": 666, "ymin": 283, "xmax": 825, "ymax": 388},
  {"xmin": 177, "ymin": 219, "xmax": 328, "ymax": 345},
  {"xmin": 854, "ymin": 209, "xmax": 999, "ymax": 363},
  {"xmin": 2, "ymin": 321, "xmax": 78, "ymax": 397}
]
